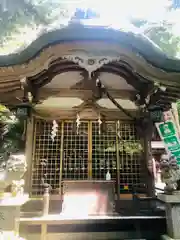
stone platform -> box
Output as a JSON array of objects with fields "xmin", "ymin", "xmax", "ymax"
[
  {"xmin": 158, "ymin": 194, "xmax": 180, "ymax": 240},
  {"xmin": 0, "ymin": 194, "xmax": 29, "ymax": 238}
]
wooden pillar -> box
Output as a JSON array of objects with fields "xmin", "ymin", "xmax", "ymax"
[
  {"xmin": 116, "ymin": 123, "xmax": 120, "ymax": 200},
  {"xmin": 24, "ymin": 117, "xmax": 34, "ymax": 193},
  {"xmin": 88, "ymin": 121, "xmax": 92, "ymax": 179},
  {"xmin": 144, "ymin": 136, "xmax": 155, "ymax": 196},
  {"xmin": 59, "ymin": 121, "xmax": 64, "ymax": 199},
  {"xmin": 172, "ymin": 102, "xmax": 180, "ymax": 135}
]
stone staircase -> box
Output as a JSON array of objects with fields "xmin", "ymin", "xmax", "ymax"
[{"xmin": 19, "ymin": 194, "xmax": 166, "ymax": 240}]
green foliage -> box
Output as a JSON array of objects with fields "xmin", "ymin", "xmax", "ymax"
[
  {"xmin": 0, "ymin": 105, "xmax": 25, "ymax": 162},
  {"xmin": 145, "ymin": 24, "xmax": 180, "ymax": 57},
  {"xmin": 131, "ymin": 19, "xmax": 180, "ymax": 57},
  {"xmin": 0, "ymin": 0, "xmax": 68, "ymax": 44}
]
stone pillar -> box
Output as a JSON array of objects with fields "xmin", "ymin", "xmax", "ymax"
[
  {"xmin": 0, "ymin": 194, "xmax": 29, "ymax": 237},
  {"xmin": 157, "ymin": 194, "xmax": 180, "ymax": 239}
]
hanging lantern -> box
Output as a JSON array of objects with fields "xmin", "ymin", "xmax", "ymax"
[
  {"xmin": 76, "ymin": 114, "xmax": 81, "ymax": 134},
  {"xmin": 51, "ymin": 120, "xmax": 58, "ymax": 141},
  {"xmin": 14, "ymin": 102, "xmax": 32, "ymax": 119},
  {"xmin": 148, "ymin": 105, "xmax": 163, "ymax": 123}
]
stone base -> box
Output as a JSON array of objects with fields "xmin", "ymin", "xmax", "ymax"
[
  {"xmin": 0, "ymin": 194, "xmax": 29, "ymax": 234},
  {"xmin": 161, "ymin": 234, "xmax": 180, "ymax": 240},
  {"xmin": 158, "ymin": 193, "xmax": 180, "ymax": 203},
  {"xmin": 158, "ymin": 194, "xmax": 180, "ymax": 239}
]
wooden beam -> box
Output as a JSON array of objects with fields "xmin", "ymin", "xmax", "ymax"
[
  {"xmin": 39, "ymin": 88, "xmax": 135, "ymax": 100},
  {"xmin": 33, "ymin": 107, "xmax": 137, "ymax": 120},
  {"xmin": 1, "ymin": 84, "xmax": 180, "ymax": 107}
]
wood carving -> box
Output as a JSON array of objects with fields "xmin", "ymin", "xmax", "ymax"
[{"xmin": 20, "ymin": 77, "xmax": 38, "ymax": 103}]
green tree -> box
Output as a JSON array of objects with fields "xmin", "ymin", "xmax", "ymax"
[
  {"xmin": 144, "ymin": 23, "xmax": 180, "ymax": 58},
  {"xmin": 0, "ymin": 0, "xmax": 74, "ymax": 45},
  {"xmin": 131, "ymin": 19, "xmax": 180, "ymax": 58},
  {"xmin": 0, "ymin": 106, "xmax": 25, "ymax": 163}
]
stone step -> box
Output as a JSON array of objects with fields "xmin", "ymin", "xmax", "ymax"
[
  {"xmin": 20, "ymin": 215, "xmax": 165, "ymax": 240},
  {"xmin": 19, "ymin": 231, "xmax": 156, "ymax": 240}
]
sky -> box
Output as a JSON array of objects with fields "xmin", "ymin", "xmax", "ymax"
[
  {"xmin": 0, "ymin": 0, "xmax": 180, "ymax": 55},
  {"xmin": 76, "ymin": 0, "xmax": 179, "ymax": 33},
  {"xmin": 81, "ymin": 0, "xmax": 171, "ymax": 21}
]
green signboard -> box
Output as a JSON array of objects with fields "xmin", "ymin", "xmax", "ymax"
[{"xmin": 156, "ymin": 119, "xmax": 180, "ymax": 165}]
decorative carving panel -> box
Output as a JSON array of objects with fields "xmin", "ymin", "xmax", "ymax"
[{"xmin": 62, "ymin": 52, "xmax": 121, "ymax": 77}]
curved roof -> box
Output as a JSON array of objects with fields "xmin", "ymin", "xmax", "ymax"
[
  {"xmin": 0, "ymin": 21, "xmax": 180, "ymax": 107},
  {"xmin": 0, "ymin": 21, "xmax": 180, "ymax": 73}
]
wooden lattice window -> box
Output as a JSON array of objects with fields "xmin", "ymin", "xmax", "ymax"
[{"xmin": 31, "ymin": 119, "xmax": 144, "ymax": 195}]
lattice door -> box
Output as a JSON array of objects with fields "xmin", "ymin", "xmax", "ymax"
[
  {"xmin": 117, "ymin": 123, "xmax": 144, "ymax": 192},
  {"xmin": 62, "ymin": 122, "xmax": 89, "ymax": 180},
  {"xmin": 31, "ymin": 119, "xmax": 144, "ymax": 195},
  {"xmin": 91, "ymin": 121, "xmax": 144, "ymax": 192},
  {"xmin": 91, "ymin": 122, "xmax": 117, "ymax": 180},
  {"xmin": 31, "ymin": 120, "xmax": 62, "ymax": 195}
]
